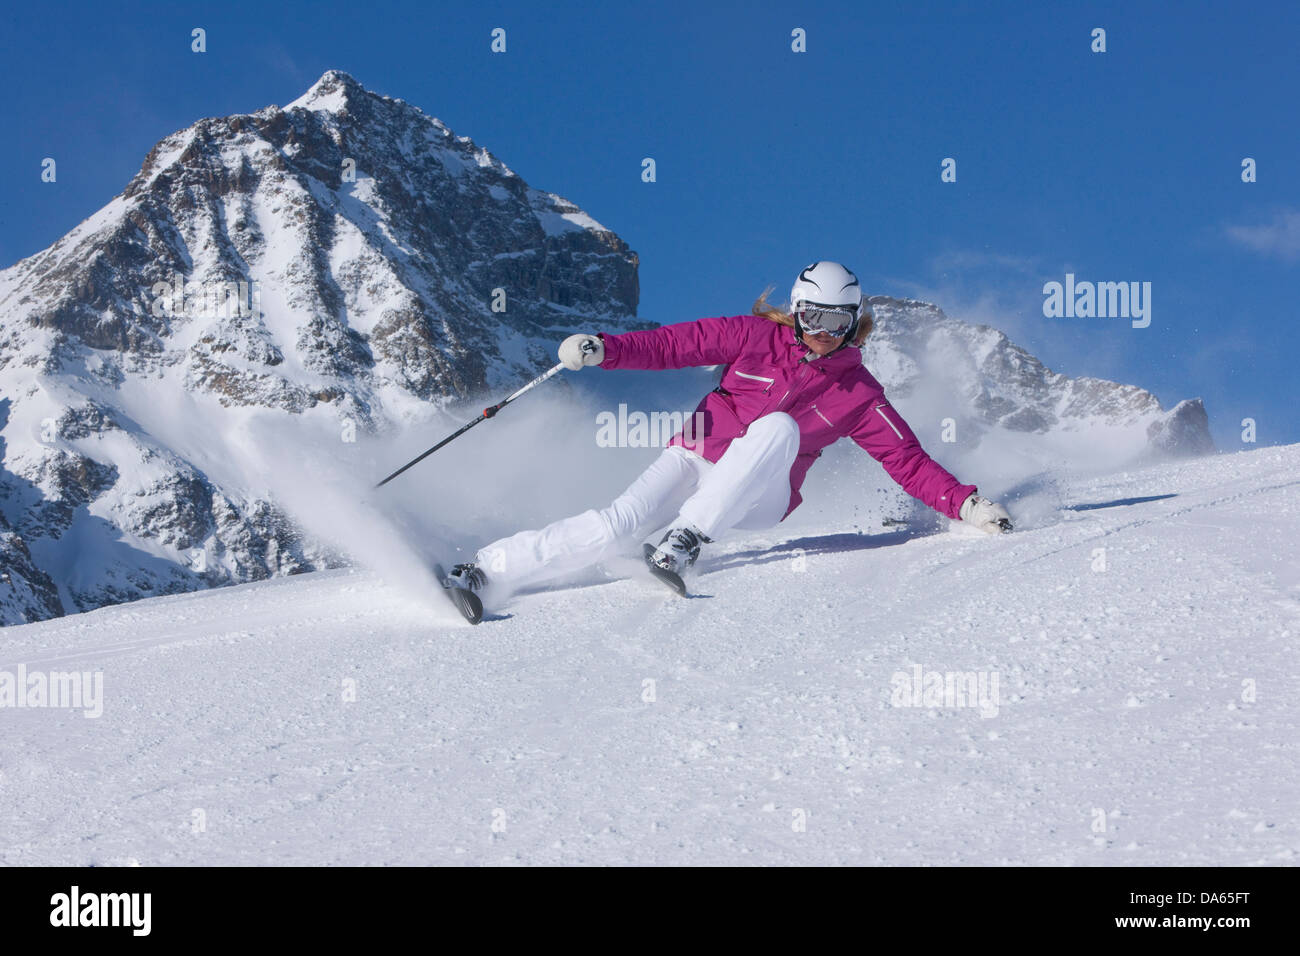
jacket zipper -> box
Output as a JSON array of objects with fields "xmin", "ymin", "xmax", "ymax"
[
  {"xmin": 811, "ymin": 404, "xmax": 834, "ymax": 427},
  {"xmin": 734, "ymin": 370, "xmax": 775, "ymax": 394},
  {"xmin": 875, "ymin": 404, "xmax": 905, "ymax": 440},
  {"xmin": 776, "ymin": 363, "xmax": 813, "ymax": 410}
]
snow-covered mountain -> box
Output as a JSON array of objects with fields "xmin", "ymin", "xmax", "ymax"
[
  {"xmin": 2, "ymin": 442, "xmax": 1293, "ymax": 865},
  {"xmin": 861, "ymin": 296, "xmax": 1214, "ymax": 469},
  {"xmin": 0, "ymin": 72, "xmax": 1215, "ymax": 626},
  {"xmin": 0, "ymin": 71, "xmax": 644, "ymax": 624}
]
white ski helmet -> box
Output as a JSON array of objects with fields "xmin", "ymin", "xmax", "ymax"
[{"xmin": 789, "ymin": 261, "xmax": 864, "ymax": 340}]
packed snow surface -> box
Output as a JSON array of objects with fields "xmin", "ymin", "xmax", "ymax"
[{"xmin": 1, "ymin": 443, "xmax": 1296, "ymax": 865}]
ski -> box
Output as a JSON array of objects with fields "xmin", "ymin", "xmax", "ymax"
[
  {"xmin": 643, "ymin": 543, "xmax": 687, "ymax": 596},
  {"xmin": 432, "ymin": 563, "xmax": 484, "ymax": 625}
]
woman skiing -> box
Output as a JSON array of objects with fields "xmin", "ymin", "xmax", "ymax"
[{"xmin": 447, "ymin": 261, "xmax": 1012, "ymax": 608}]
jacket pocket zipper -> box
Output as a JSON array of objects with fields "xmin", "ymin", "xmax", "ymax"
[
  {"xmin": 733, "ymin": 370, "xmax": 775, "ymax": 394},
  {"xmin": 811, "ymin": 404, "xmax": 834, "ymax": 427},
  {"xmin": 875, "ymin": 404, "xmax": 905, "ymax": 440}
]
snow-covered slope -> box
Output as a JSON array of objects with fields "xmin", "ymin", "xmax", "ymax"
[
  {"xmin": 1, "ymin": 442, "xmax": 1294, "ymax": 865},
  {"xmin": 0, "ymin": 71, "xmax": 1214, "ymax": 627}
]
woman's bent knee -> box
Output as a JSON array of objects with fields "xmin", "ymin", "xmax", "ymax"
[{"xmin": 750, "ymin": 412, "xmax": 799, "ymax": 437}]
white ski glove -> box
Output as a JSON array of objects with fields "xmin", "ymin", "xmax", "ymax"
[
  {"xmin": 959, "ymin": 493, "xmax": 1013, "ymax": 534},
  {"xmin": 558, "ymin": 333, "xmax": 604, "ymax": 371}
]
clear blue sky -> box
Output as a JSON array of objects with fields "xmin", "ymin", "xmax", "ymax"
[{"xmin": 2, "ymin": 0, "xmax": 1296, "ymax": 447}]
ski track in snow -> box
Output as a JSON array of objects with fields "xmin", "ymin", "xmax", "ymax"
[{"xmin": 1, "ymin": 446, "xmax": 1297, "ymax": 866}]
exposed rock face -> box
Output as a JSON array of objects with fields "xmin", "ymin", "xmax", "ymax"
[
  {"xmin": 0, "ymin": 71, "xmax": 645, "ymax": 624},
  {"xmin": 0, "ymin": 509, "xmax": 63, "ymax": 623}
]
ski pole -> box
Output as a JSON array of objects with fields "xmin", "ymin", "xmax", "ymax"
[{"xmin": 374, "ymin": 341, "xmax": 594, "ymax": 489}]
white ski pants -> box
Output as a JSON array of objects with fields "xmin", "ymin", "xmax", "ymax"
[{"xmin": 476, "ymin": 412, "xmax": 801, "ymax": 596}]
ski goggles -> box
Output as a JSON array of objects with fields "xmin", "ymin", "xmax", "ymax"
[{"xmin": 795, "ymin": 305, "xmax": 858, "ymax": 337}]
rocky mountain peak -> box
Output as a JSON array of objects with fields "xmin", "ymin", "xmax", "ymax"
[
  {"xmin": 286, "ymin": 69, "xmax": 367, "ymax": 112},
  {"xmin": 0, "ymin": 72, "xmax": 645, "ymax": 625}
]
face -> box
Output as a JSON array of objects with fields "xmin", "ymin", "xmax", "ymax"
[{"xmin": 801, "ymin": 329, "xmax": 845, "ymax": 356}]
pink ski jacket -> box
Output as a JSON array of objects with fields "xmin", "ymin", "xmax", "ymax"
[{"xmin": 599, "ymin": 315, "xmax": 977, "ymax": 521}]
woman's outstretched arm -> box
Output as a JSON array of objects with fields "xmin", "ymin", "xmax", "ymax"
[
  {"xmin": 848, "ymin": 399, "xmax": 977, "ymax": 521},
  {"xmin": 598, "ymin": 315, "xmax": 754, "ymax": 370}
]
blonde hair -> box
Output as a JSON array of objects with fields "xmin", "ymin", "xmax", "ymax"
[{"xmin": 752, "ymin": 286, "xmax": 873, "ymax": 347}]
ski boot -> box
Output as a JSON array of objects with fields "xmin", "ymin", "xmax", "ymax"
[
  {"xmin": 643, "ymin": 525, "xmax": 711, "ymax": 596},
  {"xmin": 440, "ymin": 562, "xmax": 486, "ymax": 624}
]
